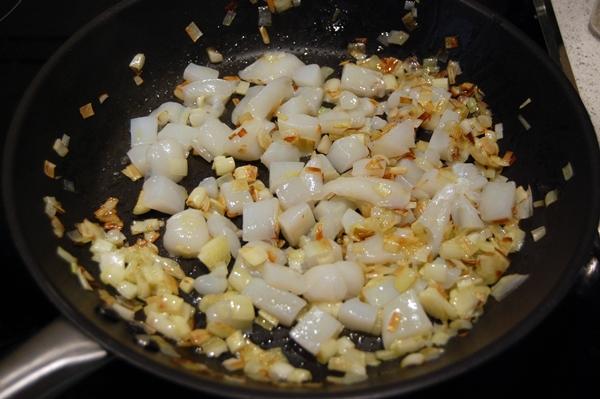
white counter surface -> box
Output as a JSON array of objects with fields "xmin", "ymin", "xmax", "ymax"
[{"xmin": 552, "ymin": 0, "xmax": 600, "ymax": 140}]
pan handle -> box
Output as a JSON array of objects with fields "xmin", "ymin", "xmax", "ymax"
[
  {"xmin": 576, "ymin": 227, "xmax": 600, "ymax": 297},
  {"xmin": 0, "ymin": 318, "xmax": 109, "ymax": 399}
]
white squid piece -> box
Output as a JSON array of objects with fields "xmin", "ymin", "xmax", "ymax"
[
  {"xmin": 246, "ymin": 77, "xmax": 294, "ymax": 120},
  {"xmin": 157, "ymin": 123, "xmax": 201, "ymax": 152},
  {"xmin": 295, "ymin": 87, "xmax": 324, "ymax": 115},
  {"xmin": 130, "ymin": 116, "xmax": 157, "ymax": 147},
  {"xmin": 322, "ymin": 177, "xmax": 411, "ymax": 209},
  {"xmin": 302, "ymin": 261, "xmax": 363, "ymax": 302},
  {"xmin": 338, "ymin": 298, "xmax": 378, "ymax": 334},
  {"xmin": 326, "ymin": 134, "xmax": 369, "ymax": 173},
  {"xmin": 183, "ymin": 63, "xmax": 219, "ymax": 82},
  {"xmin": 182, "ymin": 79, "xmax": 237, "ymax": 106},
  {"xmin": 145, "ymin": 139, "xmax": 188, "ymax": 182},
  {"xmin": 163, "ymin": 209, "xmax": 210, "ymax": 258},
  {"xmin": 225, "ymin": 119, "xmax": 275, "ymax": 161},
  {"xmin": 278, "ymin": 114, "xmax": 321, "ymax": 143},
  {"xmin": 150, "ymin": 102, "xmax": 186, "ymax": 125},
  {"xmin": 260, "ymin": 140, "xmax": 301, "ymax": 168},
  {"xmin": 127, "ymin": 144, "xmax": 150, "ymax": 175},
  {"xmin": 262, "ymin": 262, "xmax": 307, "ymax": 295},
  {"xmin": 238, "ymin": 52, "xmax": 305, "ymax": 84},
  {"xmin": 369, "ymin": 120, "xmax": 416, "ymax": 158},
  {"xmin": 231, "ymin": 85, "xmax": 263, "ymax": 126},
  {"xmin": 278, "ymin": 202, "xmax": 315, "ymax": 247},
  {"xmin": 381, "ymin": 290, "xmax": 433, "ymax": 349},
  {"xmin": 191, "ymin": 118, "xmax": 232, "ymax": 162},
  {"xmin": 242, "ymin": 278, "xmax": 307, "ymax": 326},
  {"xmin": 451, "ymin": 195, "xmax": 485, "ymax": 230},
  {"xmin": 318, "ymin": 110, "xmax": 352, "ymax": 136},
  {"xmin": 346, "ymin": 234, "xmax": 403, "ymax": 264},
  {"xmin": 142, "ymin": 176, "xmax": 187, "ymax": 215},
  {"xmin": 269, "ymin": 161, "xmax": 304, "ymax": 192},
  {"xmin": 220, "ymin": 180, "xmax": 254, "ymax": 217},
  {"xmin": 479, "ymin": 181, "xmax": 516, "ymax": 222},
  {"xmin": 206, "ymin": 213, "xmax": 241, "ymax": 257},
  {"xmin": 277, "ymin": 96, "xmax": 311, "ymax": 118},
  {"xmin": 289, "ymin": 307, "xmax": 343, "ymax": 355},
  {"xmin": 416, "ymin": 184, "xmax": 459, "ymax": 255},
  {"xmin": 242, "ymin": 198, "xmax": 280, "ymax": 242},
  {"xmin": 340, "ymin": 63, "xmax": 385, "ymax": 98},
  {"xmin": 292, "ymin": 64, "xmax": 323, "ymax": 87}
]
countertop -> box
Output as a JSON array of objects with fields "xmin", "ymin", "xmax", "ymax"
[{"xmin": 552, "ymin": 0, "xmax": 600, "ymax": 139}]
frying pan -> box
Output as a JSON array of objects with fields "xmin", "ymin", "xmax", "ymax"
[{"xmin": 1, "ymin": 0, "xmax": 599, "ymax": 398}]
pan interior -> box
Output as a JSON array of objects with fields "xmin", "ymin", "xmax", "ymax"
[{"xmin": 3, "ymin": 0, "xmax": 599, "ymax": 397}]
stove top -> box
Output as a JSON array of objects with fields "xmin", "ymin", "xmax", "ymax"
[{"xmin": 0, "ymin": 1, "xmax": 597, "ymax": 397}]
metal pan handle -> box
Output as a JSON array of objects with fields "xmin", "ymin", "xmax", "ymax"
[
  {"xmin": 576, "ymin": 227, "xmax": 600, "ymax": 297},
  {"xmin": 0, "ymin": 318, "xmax": 108, "ymax": 399}
]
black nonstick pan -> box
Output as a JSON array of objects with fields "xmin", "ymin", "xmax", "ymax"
[{"xmin": 1, "ymin": 0, "xmax": 599, "ymax": 398}]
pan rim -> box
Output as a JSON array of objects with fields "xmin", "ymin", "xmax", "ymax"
[{"xmin": 2, "ymin": 0, "xmax": 599, "ymax": 397}]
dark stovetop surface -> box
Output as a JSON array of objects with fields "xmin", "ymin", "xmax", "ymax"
[{"xmin": 0, "ymin": 1, "xmax": 597, "ymax": 397}]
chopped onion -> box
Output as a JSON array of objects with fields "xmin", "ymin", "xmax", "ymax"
[
  {"xmin": 387, "ymin": 30, "xmax": 409, "ymax": 46},
  {"xmin": 491, "ymin": 274, "xmax": 529, "ymax": 301},
  {"xmin": 223, "ymin": 10, "xmax": 236, "ymax": 26},
  {"xmin": 562, "ymin": 162, "xmax": 573, "ymax": 181},
  {"xmin": 129, "ymin": 53, "xmax": 145, "ymax": 74},
  {"xmin": 518, "ymin": 98, "xmax": 532, "ymax": 109},
  {"xmin": 185, "ymin": 21, "xmax": 203, "ymax": 42},
  {"xmin": 98, "ymin": 93, "xmax": 109, "ymax": 104},
  {"xmin": 133, "ymin": 75, "xmax": 144, "ymax": 86},
  {"xmin": 259, "ymin": 26, "xmax": 271, "ymax": 44},
  {"xmin": 79, "ymin": 103, "xmax": 94, "ymax": 119},
  {"xmin": 531, "ymin": 226, "xmax": 546, "ymax": 242},
  {"xmin": 544, "ymin": 189, "xmax": 558, "ymax": 207},
  {"xmin": 517, "ymin": 114, "xmax": 531, "ymax": 130},
  {"xmin": 43, "ymin": 160, "xmax": 56, "ymax": 179},
  {"xmin": 444, "ymin": 36, "xmax": 459, "ymax": 49},
  {"xmin": 53, "ymin": 137, "xmax": 69, "ymax": 157},
  {"xmin": 207, "ymin": 47, "xmax": 224, "ymax": 63}
]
